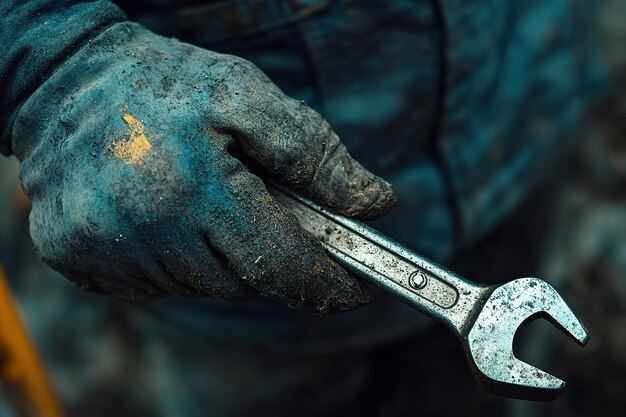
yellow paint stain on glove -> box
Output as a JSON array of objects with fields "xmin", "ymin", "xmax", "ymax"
[{"xmin": 112, "ymin": 113, "xmax": 152, "ymax": 164}]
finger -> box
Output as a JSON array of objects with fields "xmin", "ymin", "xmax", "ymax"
[
  {"xmin": 199, "ymin": 155, "xmax": 370, "ymax": 313},
  {"xmin": 152, "ymin": 233, "xmax": 257, "ymax": 300},
  {"xmin": 214, "ymin": 60, "xmax": 395, "ymax": 220},
  {"xmin": 56, "ymin": 262, "xmax": 166, "ymax": 302},
  {"xmin": 37, "ymin": 227, "xmax": 166, "ymax": 301}
]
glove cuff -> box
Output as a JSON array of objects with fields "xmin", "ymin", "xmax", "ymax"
[{"xmin": 0, "ymin": 1, "xmax": 127, "ymax": 156}]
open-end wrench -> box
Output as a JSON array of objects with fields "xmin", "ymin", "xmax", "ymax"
[{"xmin": 268, "ymin": 183, "xmax": 589, "ymax": 401}]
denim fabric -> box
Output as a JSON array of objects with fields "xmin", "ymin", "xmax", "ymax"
[{"xmin": 438, "ymin": 0, "xmax": 605, "ymax": 243}]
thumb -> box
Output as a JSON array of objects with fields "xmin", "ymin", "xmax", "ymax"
[{"xmin": 216, "ymin": 63, "xmax": 395, "ymax": 219}]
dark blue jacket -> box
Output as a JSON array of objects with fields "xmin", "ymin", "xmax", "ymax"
[{"xmin": 0, "ymin": 0, "xmax": 605, "ymax": 348}]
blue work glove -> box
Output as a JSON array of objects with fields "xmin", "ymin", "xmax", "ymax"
[{"xmin": 12, "ymin": 23, "xmax": 395, "ymax": 312}]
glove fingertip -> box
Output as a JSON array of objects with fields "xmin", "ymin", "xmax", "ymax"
[
  {"xmin": 354, "ymin": 177, "xmax": 397, "ymax": 220},
  {"xmin": 320, "ymin": 288, "xmax": 371, "ymax": 315},
  {"xmin": 305, "ymin": 129, "xmax": 397, "ymax": 220},
  {"xmin": 313, "ymin": 269, "xmax": 371, "ymax": 315},
  {"xmin": 333, "ymin": 175, "xmax": 396, "ymax": 221}
]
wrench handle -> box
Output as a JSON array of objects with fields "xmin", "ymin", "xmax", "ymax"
[{"xmin": 268, "ymin": 182, "xmax": 491, "ymax": 336}]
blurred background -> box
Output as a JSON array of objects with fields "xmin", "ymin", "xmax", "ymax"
[{"xmin": 1, "ymin": 0, "xmax": 625, "ymax": 416}]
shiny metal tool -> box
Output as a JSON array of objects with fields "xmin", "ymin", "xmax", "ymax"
[{"xmin": 268, "ymin": 183, "xmax": 589, "ymax": 401}]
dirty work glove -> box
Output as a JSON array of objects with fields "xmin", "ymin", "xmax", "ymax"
[{"xmin": 12, "ymin": 22, "xmax": 395, "ymax": 312}]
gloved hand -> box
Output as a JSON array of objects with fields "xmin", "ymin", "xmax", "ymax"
[{"xmin": 12, "ymin": 22, "xmax": 395, "ymax": 313}]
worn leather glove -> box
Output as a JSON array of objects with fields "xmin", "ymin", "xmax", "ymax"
[{"xmin": 12, "ymin": 22, "xmax": 395, "ymax": 313}]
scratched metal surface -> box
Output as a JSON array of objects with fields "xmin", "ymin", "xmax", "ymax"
[{"xmin": 270, "ymin": 184, "xmax": 590, "ymax": 400}]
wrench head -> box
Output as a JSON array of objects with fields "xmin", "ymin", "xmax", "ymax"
[{"xmin": 466, "ymin": 277, "xmax": 588, "ymax": 400}]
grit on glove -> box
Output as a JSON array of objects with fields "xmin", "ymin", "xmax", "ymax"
[{"xmin": 11, "ymin": 22, "xmax": 396, "ymax": 313}]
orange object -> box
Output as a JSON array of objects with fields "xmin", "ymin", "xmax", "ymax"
[
  {"xmin": 0, "ymin": 265, "xmax": 64, "ymax": 417},
  {"xmin": 14, "ymin": 185, "xmax": 31, "ymax": 215}
]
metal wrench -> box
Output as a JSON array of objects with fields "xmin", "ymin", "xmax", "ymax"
[{"xmin": 268, "ymin": 183, "xmax": 589, "ymax": 401}]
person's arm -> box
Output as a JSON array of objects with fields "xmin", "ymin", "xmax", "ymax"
[
  {"xmin": 2, "ymin": 1, "xmax": 396, "ymax": 312},
  {"xmin": 1, "ymin": 1, "xmax": 126, "ymax": 155}
]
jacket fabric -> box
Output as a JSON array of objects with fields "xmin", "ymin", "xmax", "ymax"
[{"xmin": 0, "ymin": 0, "xmax": 605, "ymax": 349}]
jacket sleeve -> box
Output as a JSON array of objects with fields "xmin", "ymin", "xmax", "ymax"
[
  {"xmin": 436, "ymin": 0, "xmax": 607, "ymax": 245},
  {"xmin": 0, "ymin": 1, "xmax": 126, "ymax": 156}
]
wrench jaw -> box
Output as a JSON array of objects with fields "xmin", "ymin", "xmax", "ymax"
[
  {"xmin": 465, "ymin": 349, "xmax": 567, "ymax": 401},
  {"xmin": 465, "ymin": 277, "xmax": 589, "ymax": 400},
  {"xmin": 464, "ymin": 310, "xmax": 568, "ymax": 400}
]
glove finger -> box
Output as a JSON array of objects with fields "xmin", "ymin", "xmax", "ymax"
[
  {"xmin": 153, "ymin": 233, "xmax": 257, "ymax": 300},
  {"xmin": 200, "ymin": 154, "xmax": 370, "ymax": 313},
  {"xmin": 213, "ymin": 60, "xmax": 395, "ymax": 220},
  {"xmin": 57, "ymin": 262, "xmax": 166, "ymax": 302}
]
